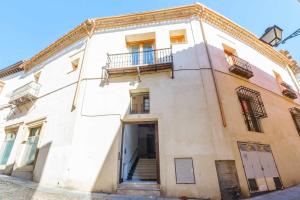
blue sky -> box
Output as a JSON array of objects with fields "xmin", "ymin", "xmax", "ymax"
[{"xmin": 0, "ymin": 0, "xmax": 299, "ymax": 69}]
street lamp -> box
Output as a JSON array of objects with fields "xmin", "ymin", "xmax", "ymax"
[
  {"xmin": 260, "ymin": 25, "xmax": 283, "ymax": 47},
  {"xmin": 260, "ymin": 25, "xmax": 300, "ymax": 47}
]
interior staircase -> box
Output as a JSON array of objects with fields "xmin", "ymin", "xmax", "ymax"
[
  {"xmin": 129, "ymin": 158, "xmax": 157, "ymax": 181},
  {"xmin": 118, "ymin": 158, "xmax": 159, "ymax": 196}
]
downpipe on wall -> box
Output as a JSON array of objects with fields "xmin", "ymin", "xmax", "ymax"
[{"xmin": 199, "ymin": 17, "xmax": 227, "ymax": 127}]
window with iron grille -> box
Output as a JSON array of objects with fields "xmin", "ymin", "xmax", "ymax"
[
  {"xmin": 289, "ymin": 107, "xmax": 300, "ymax": 135},
  {"xmin": 236, "ymin": 86, "xmax": 267, "ymax": 132}
]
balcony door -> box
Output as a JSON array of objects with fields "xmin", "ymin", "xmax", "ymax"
[
  {"xmin": 0, "ymin": 131, "xmax": 17, "ymax": 165},
  {"xmin": 129, "ymin": 43, "xmax": 154, "ymax": 66}
]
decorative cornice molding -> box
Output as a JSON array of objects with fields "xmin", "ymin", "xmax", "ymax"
[
  {"xmin": 0, "ymin": 61, "xmax": 24, "ymax": 79},
  {"xmin": 20, "ymin": 3, "xmax": 293, "ymax": 71},
  {"xmin": 200, "ymin": 6, "xmax": 293, "ymax": 68}
]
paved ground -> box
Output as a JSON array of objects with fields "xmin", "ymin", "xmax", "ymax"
[
  {"xmin": 1, "ymin": 174, "xmax": 300, "ymax": 200},
  {"xmin": 246, "ymin": 185, "xmax": 300, "ymax": 200},
  {"xmin": 0, "ymin": 175, "xmax": 177, "ymax": 200}
]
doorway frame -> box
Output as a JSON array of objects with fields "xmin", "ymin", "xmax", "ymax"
[{"xmin": 119, "ymin": 120, "xmax": 160, "ymax": 184}]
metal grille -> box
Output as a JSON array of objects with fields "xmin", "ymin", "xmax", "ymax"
[
  {"xmin": 106, "ymin": 48, "xmax": 172, "ymax": 69},
  {"xmin": 273, "ymin": 177, "xmax": 283, "ymax": 189},
  {"xmin": 281, "ymin": 82, "xmax": 298, "ymax": 99},
  {"xmin": 289, "ymin": 107, "xmax": 300, "ymax": 135},
  {"xmin": 227, "ymin": 55, "xmax": 253, "ymax": 72},
  {"xmin": 248, "ymin": 178, "xmax": 259, "ymax": 191},
  {"xmin": 236, "ymin": 86, "xmax": 267, "ymax": 118}
]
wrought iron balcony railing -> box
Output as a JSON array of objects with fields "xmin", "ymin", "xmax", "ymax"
[
  {"xmin": 280, "ymin": 82, "xmax": 297, "ymax": 99},
  {"xmin": 227, "ymin": 55, "xmax": 254, "ymax": 79},
  {"xmin": 9, "ymin": 81, "xmax": 41, "ymax": 105},
  {"xmin": 105, "ymin": 48, "xmax": 173, "ymax": 77}
]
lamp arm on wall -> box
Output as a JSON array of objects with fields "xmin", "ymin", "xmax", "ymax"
[{"xmin": 275, "ymin": 28, "xmax": 300, "ymax": 47}]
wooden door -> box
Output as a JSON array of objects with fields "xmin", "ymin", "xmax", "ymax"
[{"xmin": 215, "ymin": 160, "xmax": 240, "ymax": 200}]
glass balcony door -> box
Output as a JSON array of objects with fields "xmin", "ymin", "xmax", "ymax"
[
  {"xmin": 0, "ymin": 132, "xmax": 17, "ymax": 165},
  {"xmin": 129, "ymin": 43, "xmax": 154, "ymax": 66},
  {"xmin": 22, "ymin": 127, "xmax": 41, "ymax": 166}
]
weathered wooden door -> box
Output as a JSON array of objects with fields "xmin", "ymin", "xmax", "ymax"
[{"xmin": 215, "ymin": 160, "xmax": 240, "ymax": 200}]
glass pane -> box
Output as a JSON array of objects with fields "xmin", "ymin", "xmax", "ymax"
[
  {"xmin": 143, "ymin": 44, "xmax": 154, "ymax": 64},
  {"xmin": 22, "ymin": 136, "xmax": 39, "ymax": 165},
  {"xmin": 0, "ymin": 138, "xmax": 16, "ymax": 165},
  {"xmin": 130, "ymin": 46, "xmax": 139, "ymax": 65}
]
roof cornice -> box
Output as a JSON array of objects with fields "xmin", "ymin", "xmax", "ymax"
[
  {"xmin": 0, "ymin": 61, "xmax": 24, "ymax": 79},
  {"xmin": 21, "ymin": 3, "xmax": 293, "ymax": 71}
]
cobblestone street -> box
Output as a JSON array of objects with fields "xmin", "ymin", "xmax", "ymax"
[
  {"xmin": 1, "ymin": 175, "xmax": 300, "ymax": 200},
  {"xmin": 0, "ymin": 175, "xmax": 176, "ymax": 200}
]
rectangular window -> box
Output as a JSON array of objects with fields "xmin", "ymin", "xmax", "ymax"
[
  {"xmin": 289, "ymin": 107, "xmax": 300, "ymax": 135},
  {"xmin": 22, "ymin": 126, "xmax": 42, "ymax": 166},
  {"xmin": 236, "ymin": 86, "xmax": 267, "ymax": 132},
  {"xmin": 130, "ymin": 89, "xmax": 150, "ymax": 114},
  {"xmin": 69, "ymin": 51, "xmax": 83, "ymax": 72},
  {"xmin": 0, "ymin": 130, "xmax": 17, "ymax": 165},
  {"xmin": 223, "ymin": 44, "xmax": 237, "ymax": 66},
  {"xmin": 170, "ymin": 29, "xmax": 187, "ymax": 44}
]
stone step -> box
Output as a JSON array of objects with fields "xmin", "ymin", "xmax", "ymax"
[
  {"xmin": 134, "ymin": 170, "xmax": 157, "ymax": 174},
  {"xmin": 117, "ymin": 183, "xmax": 160, "ymax": 196},
  {"xmin": 135, "ymin": 166, "xmax": 156, "ymax": 169},
  {"xmin": 132, "ymin": 176, "xmax": 157, "ymax": 180},
  {"xmin": 133, "ymin": 170, "xmax": 157, "ymax": 174}
]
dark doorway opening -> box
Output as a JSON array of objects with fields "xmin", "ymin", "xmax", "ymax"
[{"xmin": 120, "ymin": 122, "xmax": 159, "ymax": 183}]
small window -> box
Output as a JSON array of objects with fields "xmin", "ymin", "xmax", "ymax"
[
  {"xmin": 71, "ymin": 58, "xmax": 80, "ymax": 71},
  {"xmin": 236, "ymin": 86, "xmax": 267, "ymax": 132},
  {"xmin": 0, "ymin": 81, "xmax": 5, "ymax": 94},
  {"xmin": 29, "ymin": 127, "xmax": 41, "ymax": 137},
  {"xmin": 130, "ymin": 89, "xmax": 150, "ymax": 114},
  {"xmin": 170, "ymin": 29, "xmax": 187, "ymax": 44},
  {"xmin": 222, "ymin": 44, "xmax": 237, "ymax": 56},
  {"xmin": 69, "ymin": 51, "xmax": 83, "ymax": 72},
  {"xmin": 289, "ymin": 107, "xmax": 300, "ymax": 135},
  {"xmin": 273, "ymin": 71, "xmax": 283, "ymax": 83},
  {"xmin": 34, "ymin": 71, "xmax": 41, "ymax": 83},
  {"xmin": 222, "ymin": 44, "xmax": 238, "ymax": 68}
]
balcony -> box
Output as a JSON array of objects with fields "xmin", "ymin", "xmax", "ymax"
[
  {"xmin": 280, "ymin": 82, "xmax": 297, "ymax": 99},
  {"xmin": 227, "ymin": 55, "xmax": 254, "ymax": 79},
  {"xmin": 105, "ymin": 48, "xmax": 173, "ymax": 78},
  {"xmin": 9, "ymin": 81, "xmax": 41, "ymax": 105}
]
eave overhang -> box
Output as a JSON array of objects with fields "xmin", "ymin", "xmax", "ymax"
[{"xmin": 20, "ymin": 3, "xmax": 293, "ymax": 71}]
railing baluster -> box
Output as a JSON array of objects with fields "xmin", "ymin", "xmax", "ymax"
[{"xmin": 106, "ymin": 48, "xmax": 172, "ymax": 69}]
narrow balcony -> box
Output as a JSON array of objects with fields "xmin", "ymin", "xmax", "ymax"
[
  {"xmin": 280, "ymin": 82, "xmax": 297, "ymax": 99},
  {"xmin": 227, "ymin": 55, "xmax": 254, "ymax": 79},
  {"xmin": 105, "ymin": 48, "xmax": 173, "ymax": 77},
  {"xmin": 9, "ymin": 81, "xmax": 41, "ymax": 105}
]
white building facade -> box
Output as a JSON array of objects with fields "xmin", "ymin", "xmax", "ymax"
[{"xmin": 0, "ymin": 3, "xmax": 300, "ymax": 200}]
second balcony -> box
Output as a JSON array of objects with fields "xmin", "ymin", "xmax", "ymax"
[
  {"xmin": 227, "ymin": 55, "xmax": 254, "ymax": 79},
  {"xmin": 9, "ymin": 81, "xmax": 41, "ymax": 106}
]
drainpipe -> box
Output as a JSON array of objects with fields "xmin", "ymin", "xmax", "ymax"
[
  {"xmin": 199, "ymin": 17, "xmax": 227, "ymax": 127},
  {"xmin": 71, "ymin": 19, "xmax": 96, "ymax": 111}
]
